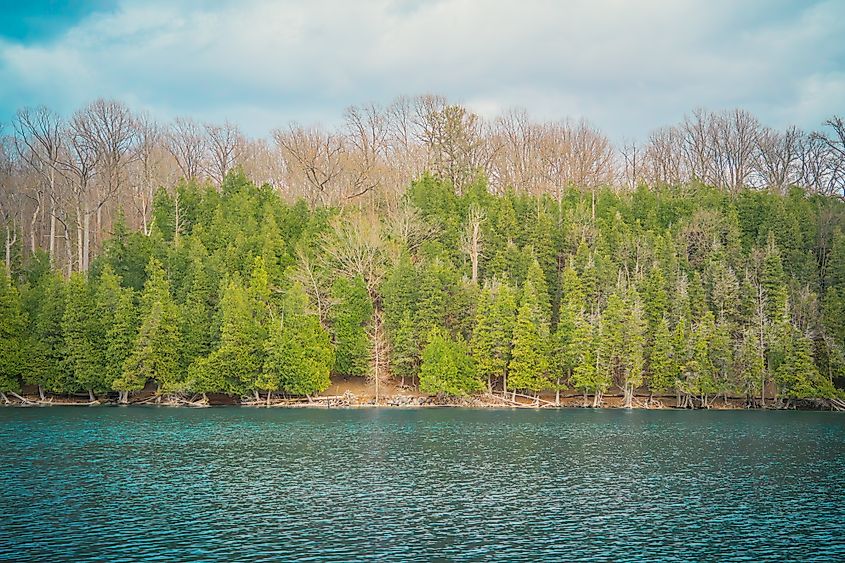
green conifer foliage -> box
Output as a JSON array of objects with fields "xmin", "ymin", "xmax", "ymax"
[
  {"xmin": 26, "ymin": 273, "xmax": 68, "ymax": 395},
  {"xmin": 508, "ymin": 279, "xmax": 551, "ymax": 394},
  {"xmin": 390, "ymin": 310, "xmax": 419, "ymax": 385},
  {"xmin": 0, "ymin": 271, "xmax": 28, "ymax": 394},
  {"xmin": 329, "ymin": 276, "xmax": 373, "ymax": 377},
  {"xmin": 776, "ymin": 330, "xmax": 835, "ymax": 399},
  {"xmin": 262, "ymin": 284, "xmax": 334, "ymax": 398},
  {"xmin": 419, "ymin": 328, "xmax": 480, "ymax": 396},
  {"xmin": 120, "ymin": 259, "xmax": 183, "ymax": 394},
  {"xmin": 762, "ymin": 233, "xmax": 789, "ymax": 324},
  {"xmin": 648, "ymin": 316, "xmax": 675, "ymax": 395},
  {"xmin": 63, "ymin": 273, "xmax": 105, "ymax": 396},
  {"xmin": 97, "ymin": 266, "xmax": 138, "ymax": 392}
]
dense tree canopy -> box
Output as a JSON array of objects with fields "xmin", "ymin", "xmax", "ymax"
[{"xmin": 1, "ymin": 168, "xmax": 844, "ymax": 406}]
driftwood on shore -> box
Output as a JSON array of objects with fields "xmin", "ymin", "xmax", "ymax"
[{"xmin": 2, "ymin": 388, "xmax": 844, "ymax": 411}]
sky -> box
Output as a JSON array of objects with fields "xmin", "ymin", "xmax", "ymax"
[{"xmin": 0, "ymin": 0, "xmax": 843, "ymax": 142}]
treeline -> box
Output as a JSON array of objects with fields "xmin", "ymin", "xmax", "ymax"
[
  {"xmin": 1, "ymin": 171, "xmax": 844, "ymax": 406},
  {"xmin": 1, "ymin": 96, "xmax": 844, "ymax": 281}
]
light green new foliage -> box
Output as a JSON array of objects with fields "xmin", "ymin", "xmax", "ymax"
[
  {"xmin": 508, "ymin": 279, "xmax": 551, "ymax": 393},
  {"xmin": 262, "ymin": 284, "xmax": 334, "ymax": 397},
  {"xmin": 419, "ymin": 327, "xmax": 480, "ymax": 396},
  {"xmin": 0, "ymin": 271, "xmax": 27, "ymax": 393}
]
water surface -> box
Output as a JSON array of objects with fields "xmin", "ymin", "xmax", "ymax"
[{"xmin": 1, "ymin": 407, "xmax": 843, "ymax": 562}]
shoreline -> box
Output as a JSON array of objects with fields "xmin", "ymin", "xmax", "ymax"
[{"xmin": 3, "ymin": 392, "xmax": 843, "ymax": 412}]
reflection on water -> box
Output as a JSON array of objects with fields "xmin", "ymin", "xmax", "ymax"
[{"xmin": 0, "ymin": 407, "xmax": 843, "ymax": 562}]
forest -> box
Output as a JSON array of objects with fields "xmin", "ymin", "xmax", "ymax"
[{"xmin": 1, "ymin": 96, "xmax": 845, "ymax": 407}]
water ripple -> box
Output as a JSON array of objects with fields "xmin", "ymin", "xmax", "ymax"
[{"xmin": 0, "ymin": 408, "xmax": 843, "ymax": 562}]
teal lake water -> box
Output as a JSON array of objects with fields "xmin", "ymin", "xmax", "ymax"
[{"xmin": 1, "ymin": 407, "xmax": 843, "ymax": 562}]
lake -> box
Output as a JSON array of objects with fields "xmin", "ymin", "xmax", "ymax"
[{"xmin": 0, "ymin": 407, "xmax": 843, "ymax": 562}]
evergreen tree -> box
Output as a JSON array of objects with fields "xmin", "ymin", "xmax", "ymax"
[
  {"xmin": 736, "ymin": 328, "xmax": 765, "ymax": 402},
  {"xmin": 472, "ymin": 280, "xmax": 518, "ymax": 392},
  {"xmin": 776, "ymin": 330, "xmax": 835, "ymax": 399},
  {"xmin": 508, "ymin": 279, "xmax": 551, "ymax": 394},
  {"xmin": 550, "ymin": 298, "xmax": 576, "ymax": 403},
  {"xmin": 762, "ymin": 232, "xmax": 788, "ymax": 323},
  {"xmin": 560, "ymin": 260, "xmax": 585, "ymax": 313},
  {"xmin": 97, "ymin": 266, "xmax": 138, "ymax": 395},
  {"xmin": 419, "ymin": 327, "xmax": 480, "ymax": 396},
  {"xmin": 524, "ymin": 255, "xmax": 551, "ymax": 321},
  {"xmin": 390, "ymin": 310, "xmax": 419, "ymax": 386},
  {"xmin": 121, "ymin": 259, "xmax": 183, "ymax": 395},
  {"xmin": 63, "ymin": 273, "xmax": 105, "ymax": 399},
  {"xmin": 106, "ymin": 289, "xmax": 138, "ymax": 402},
  {"xmin": 329, "ymin": 276, "xmax": 373, "ymax": 376},
  {"xmin": 648, "ymin": 316, "xmax": 675, "ymax": 396},
  {"xmin": 570, "ymin": 316, "xmax": 602, "ymax": 406},
  {"xmin": 25, "ymin": 273, "xmax": 68, "ymax": 397},
  {"xmin": 193, "ymin": 273, "xmax": 266, "ymax": 397},
  {"xmin": 685, "ymin": 311, "xmax": 718, "ymax": 407},
  {"xmin": 180, "ymin": 247, "xmax": 217, "ymax": 372},
  {"xmin": 262, "ymin": 284, "xmax": 334, "ymax": 399},
  {"xmin": 641, "ymin": 266, "xmax": 668, "ymax": 340},
  {"xmin": 0, "ymin": 271, "xmax": 27, "ymax": 396}
]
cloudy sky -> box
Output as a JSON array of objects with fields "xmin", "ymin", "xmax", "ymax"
[{"xmin": 0, "ymin": 0, "xmax": 843, "ymax": 141}]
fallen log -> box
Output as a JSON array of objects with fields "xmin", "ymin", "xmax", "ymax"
[{"xmin": 8, "ymin": 392, "xmax": 36, "ymax": 405}]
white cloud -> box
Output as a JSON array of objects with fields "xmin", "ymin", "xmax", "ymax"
[{"xmin": 1, "ymin": 0, "xmax": 843, "ymax": 139}]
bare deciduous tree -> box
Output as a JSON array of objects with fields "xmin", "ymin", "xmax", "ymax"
[
  {"xmin": 204, "ymin": 120, "xmax": 244, "ymax": 186},
  {"xmin": 167, "ymin": 117, "xmax": 206, "ymax": 182},
  {"xmin": 274, "ymin": 124, "xmax": 345, "ymax": 206}
]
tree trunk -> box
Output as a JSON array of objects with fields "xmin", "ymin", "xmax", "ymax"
[
  {"xmin": 119, "ymin": 390, "xmax": 129, "ymax": 404},
  {"xmin": 49, "ymin": 203, "xmax": 56, "ymax": 260},
  {"xmin": 76, "ymin": 208, "xmax": 84, "ymax": 272},
  {"xmin": 5, "ymin": 225, "xmax": 16, "ymax": 272},
  {"xmin": 38, "ymin": 386, "xmax": 45, "ymax": 401},
  {"xmin": 253, "ymin": 389, "xmax": 260, "ymax": 402},
  {"xmin": 29, "ymin": 204, "xmax": 39, "ymax": 255},
  {"xmin": 82, "ymin": 212, "xmax": 91, "ymax": 272},
  {"xmin": 88, "ymin": 389, "xmax": 95, "ymax": 402},
  {"xmin": 266, "ymin": 390, "xmax": 271, "ymax": 407},
  {"xmin": 555, "ymin": 378, "xmax": 561, "ymax": 407},
  {"xmin": 0, "ymin": 392, "xmax": 8, "ymax": 404}
]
